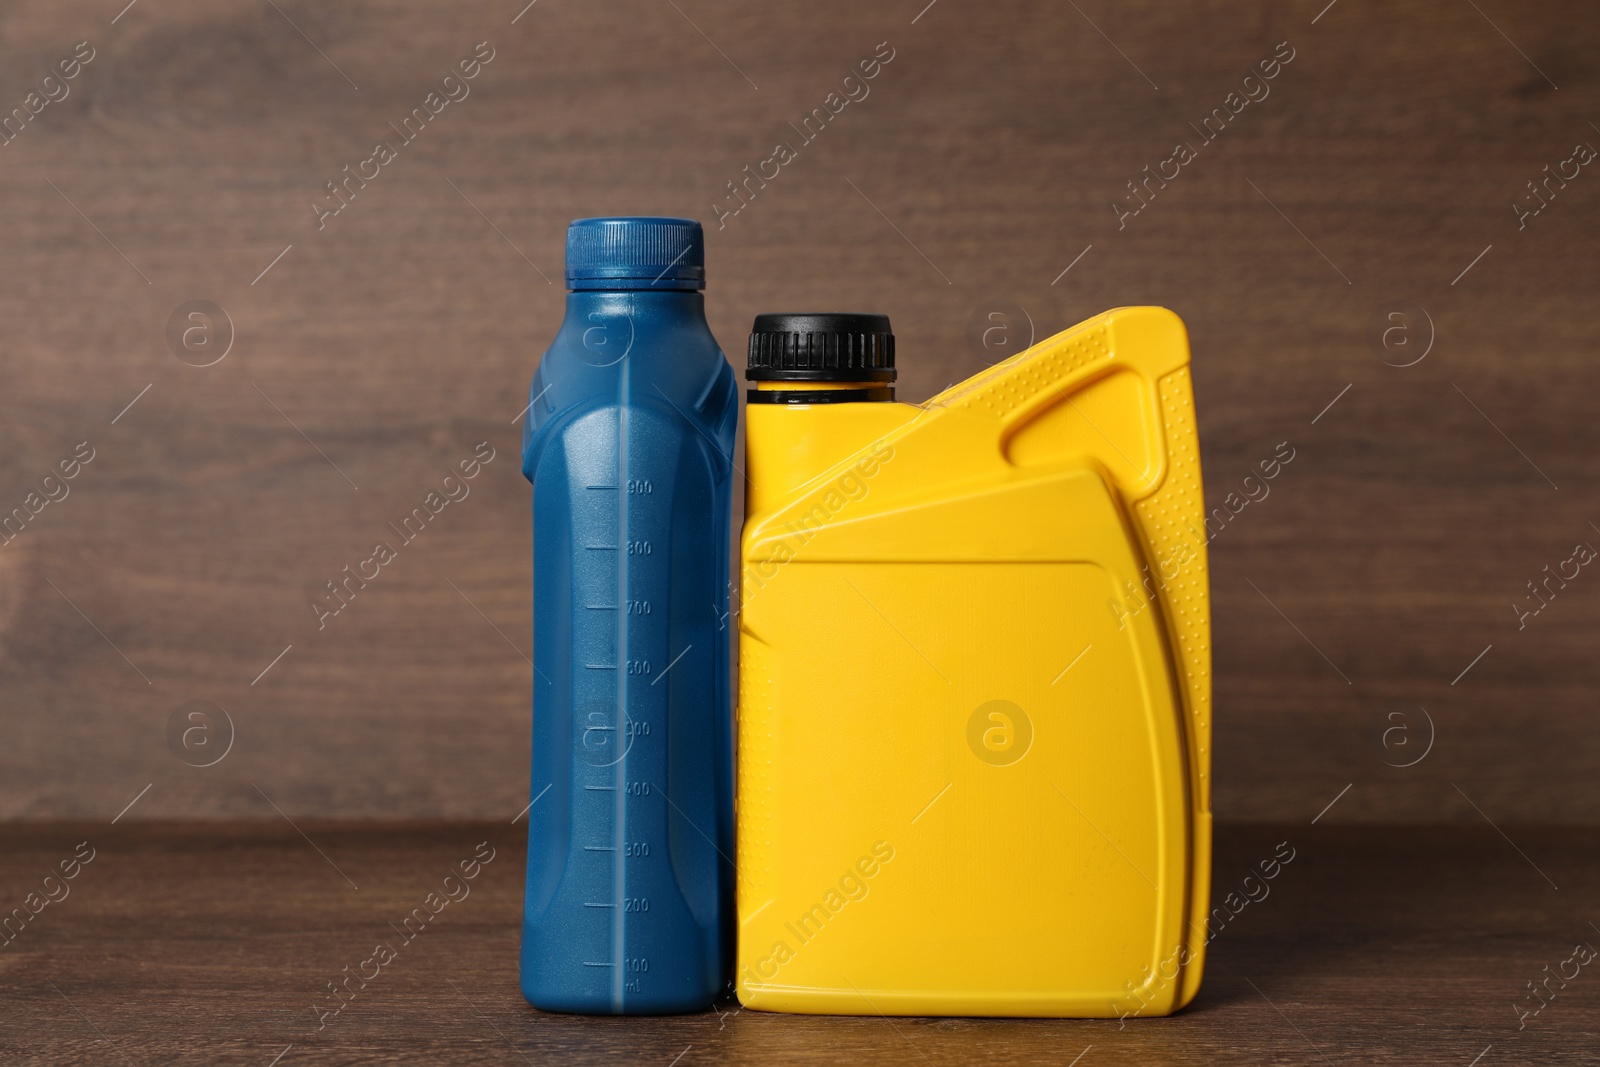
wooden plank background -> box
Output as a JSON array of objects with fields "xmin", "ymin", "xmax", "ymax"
[{"xmin": 1, "ymin": 0, "xmax": 1597, "ymax": 823}]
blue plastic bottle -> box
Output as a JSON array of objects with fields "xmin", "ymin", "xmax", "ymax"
[{"xmin": 519, "ymin": 218, "xmax": 737, "ymax": 1014}]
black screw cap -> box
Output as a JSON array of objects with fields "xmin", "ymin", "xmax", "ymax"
[{"xmin": 746, "ymin": 313, "xmax": 896, "ymax": 383}]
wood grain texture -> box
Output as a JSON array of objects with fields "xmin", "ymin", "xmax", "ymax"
[
  {"xmin": 0, "ymin": 0, "xmax": 1597, "ymax": 821},
  {"xmin": 2, "ymin": 821, "xmax": 1597, "ymax": 1064}
]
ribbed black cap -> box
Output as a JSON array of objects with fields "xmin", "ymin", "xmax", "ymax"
[{"xmin": 747, "ymin": 313, "xmax": 895, "ymax": 382}]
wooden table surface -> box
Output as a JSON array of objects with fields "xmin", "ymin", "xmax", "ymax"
[{"xmin": 2, "ymin": 820, "xmax": 1596, "ymax": 1065}]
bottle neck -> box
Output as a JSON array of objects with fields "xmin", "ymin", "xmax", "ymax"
[
  {"xmin": 748, "ymin": 380, "xmax": 894, "ymax": 404},
  {"xmin": 564, "ymin": 287, "xmax": 706, "ymax": 318}
]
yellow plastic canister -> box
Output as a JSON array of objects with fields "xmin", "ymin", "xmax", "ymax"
[{"xmin": 736, "ymin": 306, "xmax": 1211, "ymax": 1017}]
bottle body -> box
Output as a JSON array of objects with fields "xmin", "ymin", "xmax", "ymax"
[
  {"xmin": 521, "ymin": 289, "xmax": 737, "ymax": 1014},
  {"xmin": 735, "ymin": 307, "xmax": 1211, "ymax": 1017}
]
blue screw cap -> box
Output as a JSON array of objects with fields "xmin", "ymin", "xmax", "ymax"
[{"xmin": 565, "ymin": 217, "xmax": 705, "ymax": 290}]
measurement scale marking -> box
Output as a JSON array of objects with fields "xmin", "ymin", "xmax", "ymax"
[{"xmin": 612, "ymin": 360, "xmax": 631, "ymax": 1011}]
